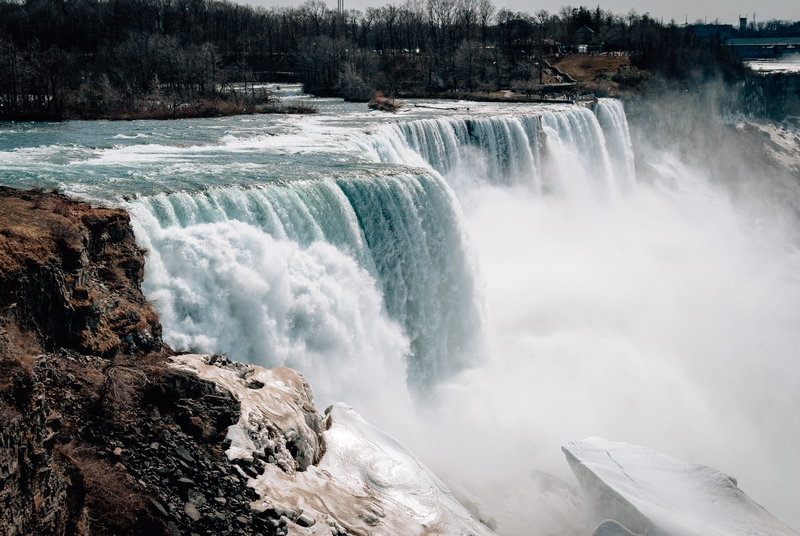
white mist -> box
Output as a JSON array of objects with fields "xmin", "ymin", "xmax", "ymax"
[{"xmin": 418, "ymin": 137, "xmax": 800, "ymax": 533}]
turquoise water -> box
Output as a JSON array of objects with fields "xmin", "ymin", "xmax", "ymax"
[{"xmin": 0, "ymin": 95, "xmax": 579, "ymax": 202}]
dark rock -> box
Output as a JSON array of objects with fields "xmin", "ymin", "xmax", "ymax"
[
  {"xmin": 149, "ymin": 498, "xmax": 169, "ymax": 517},
  {"xmin": 175, "ymin": 446, "xmax": 195, "ymax": 464},
  {"xmin": 297, "ymin": 512, "xmax": 316, "ymax": 527},
  {"xmin": 184, "ymin": 503, "xmax": 201, "ymax": 522}
]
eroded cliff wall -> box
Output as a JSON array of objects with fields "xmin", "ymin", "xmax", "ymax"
[{"xmin": 0, "ymin": 188, "xmax": 282, "ymax": 536}]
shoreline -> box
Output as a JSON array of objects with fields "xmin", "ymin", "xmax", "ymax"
[
  {"xmin": 1, "ymin": 92, "xmax": 596, "ymax": 124},
  {"xmin": 0, "ymin": 98, "xmax": 319, "ymax": 123}
]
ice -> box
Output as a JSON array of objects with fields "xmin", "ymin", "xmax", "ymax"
[
  {"xmin": 563, "ymin": 438, "xmax": 798, "ymax": 536},
  {"xmin": 313, "ymin": 403, "xmax": 494, "ymax": 535}
]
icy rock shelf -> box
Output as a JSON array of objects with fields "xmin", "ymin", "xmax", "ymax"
[
  {"xmin": 170, "ymin": 354, "xmax": 797, "ymax": 536},
  {"xmin": 170, "ymin": 354, "xmax": 494, "ymax": 536}
]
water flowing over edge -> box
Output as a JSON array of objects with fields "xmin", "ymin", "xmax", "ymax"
[{"xmin": 130, "ymin": 99, "xmax": 635, "ymax": 398}]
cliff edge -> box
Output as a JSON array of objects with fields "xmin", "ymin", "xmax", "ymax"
[{"xmin": 0, "ymin": 188, "xmax": 281, "ymax": 535}]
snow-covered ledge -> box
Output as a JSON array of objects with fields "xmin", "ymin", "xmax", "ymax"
[
  {"xmin": 563, "ymin": 437, "xmax": 798, "ymax": 536},
  {"xmin": 170, "ymin": 354, "xmax": 494, "ymax": 535}
]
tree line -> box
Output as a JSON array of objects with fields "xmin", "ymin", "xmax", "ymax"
[{"xmin": 0, "ymin": 0, "xmax": 782, "ymax": 120}]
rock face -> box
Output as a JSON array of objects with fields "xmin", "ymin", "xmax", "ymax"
[
  {"xmin": 0, "ymin": 361, "xmax": 83, "ymax": 536},
  {"xmin": 0, "ymin": 186, "xmax": 161, "ymax": 356},
  {"xmin": 0, "ymin": 188, "xmax": 276, "ymax": 535},
  {"xmin": 563, "ymin": 438, "xmax": 799, "ymax": 536}
]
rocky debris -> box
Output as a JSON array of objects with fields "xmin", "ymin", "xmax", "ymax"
[
  {"xmin": 296, "ymin": 512, "xmax": 316, "ymax": 527},
  {"xmin": 0, "ymin": 341, "xmax": 289, "ymax": 535},
  {"xmin": 176, "ymin": 350, "xmax": 494, "ymax": 536},
  {"xmin": 170, "ymin": 354, "xmax": 326, "ymax": 476},
  {"xmin": 0, "ymin": 358, "xmax": 85, "ymax": 536},
  {"xmin": 368, "ymin": 91, "xmax": 402, "ymax": 112}
]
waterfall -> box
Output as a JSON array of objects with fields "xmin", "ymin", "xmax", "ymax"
[
  {"xmin": 131, "ymin": 171, "xmax": 481, "ymax": 397},
  {"xmin": 4, "ymin": 95, "xmax": 799, "ymax": 532},
  {"xmin": 335, "ymin": 173, "xmax": 481, "ymax": 389},
  {"xmin": 594, "ymin": 99, "xmax": 636, "ymax": 188},
  {"xmin": 365, "ymin": 100, "xmax": 634, "ymax": 194},
  {"xmin": 131, "ymin": 100, "xmax": 633, "ymax": 399}
]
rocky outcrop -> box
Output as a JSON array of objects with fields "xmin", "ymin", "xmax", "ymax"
[
  {"xmin": 174, "ymin": 353, "xmax": 494, "ymax": 536},
  {"xmin": 0, "ymin": 187, "xmax": 161, "ymax": 357},
  {"xmin": 0, "ymin": 361, "xmax": 84, "ymax": 536},
  {"xmin": 0, "ymin": 188, "xmax": 282, "ymax": 535}
]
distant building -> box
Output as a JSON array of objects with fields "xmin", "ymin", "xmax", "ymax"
[
  {"xmin": 575, "ymin": 25, "xmax": 595, "ymax": 45},
  {"xmin": 726, "ymin": 37, "xmax": 800, "ymax": 59},
  {"xmin": 739, "ymin": 17, "xmax": 747, "ymax": 32}
]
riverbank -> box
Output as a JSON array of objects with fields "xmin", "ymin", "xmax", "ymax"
[{"xmin": 1, "ymin": 96, "xmax": 318, "ymax": 122}]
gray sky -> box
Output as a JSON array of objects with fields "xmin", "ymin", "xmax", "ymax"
[{"xmin": 237, "ymin": 0, "xmax": 798, "ymax": 25}]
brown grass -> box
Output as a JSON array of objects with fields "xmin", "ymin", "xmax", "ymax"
[
  {"xmin": 258, "ymin": 101, "xmax": 319, "ymax": 114},
  {"xmin": 56, "ymin": 442, "xmax": 152, "ymax": 536},
  {"xmin": 66, "ymin": 94, "xmax": 285, "ymax": 120},
  {"xmin": 51, "ymin": 197, "xmax": 74, "ymax": 217},
  {"xmin": 0, "ymin": 188, "xmax": 107, "ymax": 272},
  {"xmin": 99, "ymin": 365, "xmax": 149, "ymax": 417},
  {"xmin": 0, "ymin": 196, "xmax": 60, "ymax": 272},
  {"xmin": 282, "ymin": 102, "xmax": 319, "ymax": 114},
  {"xmin": 547, "ymin": 54, "xmax": 631, "ymax": 82},
  {"xmin": 0, "ymin": 405, "xmax": 20, "ymax": 425},
  {"xmin": 0, "ymin": 315, "xmax": 41, "ymax": 393},
  {"xmin": 49, "ymin": 218, "xmax": 84, "ymax": 250}
]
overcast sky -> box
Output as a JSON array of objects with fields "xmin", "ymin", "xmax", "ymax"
[{"xmin": 236, "ymin": 0, "xmax": 799, "ymax": 26}]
